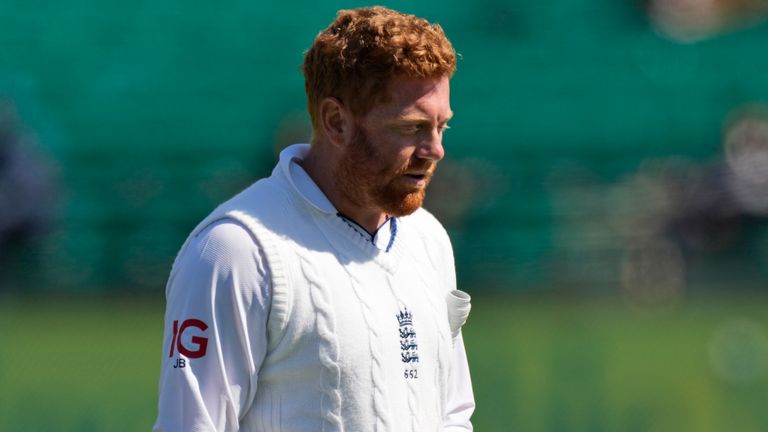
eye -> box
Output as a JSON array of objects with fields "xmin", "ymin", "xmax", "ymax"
[
  {"xmin": 399, "ymin": 124, "xmax": 424, "ymax": 135},
  {"xmin": 438, "ymin": 123, "xmax": 451, "ymax": 134}
]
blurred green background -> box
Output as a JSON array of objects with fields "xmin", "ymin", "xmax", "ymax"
[{"xmin": 2, "ymin": 0, "xmax": 768, "ymax": 430}]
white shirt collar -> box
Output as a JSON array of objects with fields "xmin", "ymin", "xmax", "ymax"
[{"xmin": 279, "ymin": 143, "xmax": 336, "ymax": 214}]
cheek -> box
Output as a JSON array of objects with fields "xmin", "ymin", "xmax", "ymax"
[
  {"xmin": 383, "ymin": 149, "xmax": 414, "ymax": 174},
  {"xmin": 367, "ymin": 136, "xmax": 411, "ymax": 168}
]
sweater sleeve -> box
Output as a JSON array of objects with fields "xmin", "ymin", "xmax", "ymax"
[{"xmin": 154, "ymin": 220, "xmax": 271, "ymax": 432}]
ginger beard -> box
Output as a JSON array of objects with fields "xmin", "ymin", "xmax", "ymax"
[{"xmin": 335, "ymin": 123, "xmax": 436, "ymax": 217}]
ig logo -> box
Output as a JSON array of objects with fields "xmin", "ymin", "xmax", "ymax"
[{"xmin": 169, "ymin": 319, "xmax": 209, "ymax": 368}]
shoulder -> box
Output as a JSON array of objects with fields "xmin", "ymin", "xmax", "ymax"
[
  {"xmin": 184, "ymin": 219, "xmax": 262, "ymax": 275},
  {"xmin": 219, "ymin": 174, "xmax": 293, "ymax": 217},
  {"xmin": 168, "ymin": 218, "xmax": 270, "ymax": 302}
]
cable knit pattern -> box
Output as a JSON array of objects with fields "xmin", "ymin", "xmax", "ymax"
[
  {"xmin": 304, "ymin": 203, "xmax": 398, "ymax": 431},
  {"xmin": 341, "ymin": 271, "xmax": 392, "ymax": 432},
  {"xmin": 298, "ymin": 251, "xmax": 344, "ymax": 432}
]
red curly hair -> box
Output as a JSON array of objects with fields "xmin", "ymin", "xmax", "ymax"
[{"xmin": 302, "ymin": 6, "xmax": 457, "ymax": 128}]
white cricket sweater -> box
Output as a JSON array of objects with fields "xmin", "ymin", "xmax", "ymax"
[{"xmin": 154, "ymin": 144, "xmax": 473, "ymax": 431}]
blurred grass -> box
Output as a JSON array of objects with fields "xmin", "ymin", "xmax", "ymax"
[
  {"xmin": 0, "ymin": 298, "xmax": 161, "ymax": 432},
  {"xmin": 0, "ymin": 294, "xmax": 767, "ymax": 431}
]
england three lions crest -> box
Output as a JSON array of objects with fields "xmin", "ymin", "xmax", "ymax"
[{"xmin": 396, "ymin": 308, "xmax": 419, "ymax": 379}]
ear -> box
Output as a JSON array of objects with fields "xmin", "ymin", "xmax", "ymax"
[{"xmin": 318, "ymin": 97, "xmax": 353, "ymax": 148}]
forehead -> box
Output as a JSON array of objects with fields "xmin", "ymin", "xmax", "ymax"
[{"xmin": 366, "ymin": 75, "xmax": 452, "ymax": 120}]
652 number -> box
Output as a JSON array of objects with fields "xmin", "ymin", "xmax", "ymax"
[{"xmin": 404, "ymin": 369, "xmax": 418, "ymax": 379}]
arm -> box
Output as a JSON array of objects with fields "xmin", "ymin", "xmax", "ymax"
[
  {"xmin": 443, "ymin": 332, "xmax": 475, "ymax": 431},
  {"xmin": 153, "ymin": 220, "xmax": 271, "ymax": 432}
]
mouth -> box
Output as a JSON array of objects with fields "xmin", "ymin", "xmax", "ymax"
[
  {"xmin": 404, "ymin": 173, "xmax": 427, "ymax": 181},
  {"xmin": 401, "ymin": 172, "xmax": 430, "ymax": 188}
]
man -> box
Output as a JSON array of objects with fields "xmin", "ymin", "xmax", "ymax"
[{"xmin": 154, "ymin": 6, "xmax": 474, "ymax": 431}]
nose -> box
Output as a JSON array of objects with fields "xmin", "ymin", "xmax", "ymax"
[{"xmin": 417, "ymin": 129, "xmax": 445, "ymax": 162}]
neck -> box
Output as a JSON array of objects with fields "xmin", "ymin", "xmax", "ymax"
[
  {"xmin": 339, "ymin": 208, "xmax": 389, "ymax": 235},
  {"xmin": 300, "ymin": 143, "xmax": 387, "ymax": 234}
]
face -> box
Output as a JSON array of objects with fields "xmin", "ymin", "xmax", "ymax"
[{"xmin": 335, "ymin": 75, "xmax": 453, "ymax": 217}]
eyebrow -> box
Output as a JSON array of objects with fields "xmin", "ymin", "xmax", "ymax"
[{"xmin": 394, "ymin": 111, "xmax": 454, "ymax": 123}]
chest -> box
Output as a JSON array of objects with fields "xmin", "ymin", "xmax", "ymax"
[{"xmin": 284, "ymin": 245, "xmax": 453, "ymax": 392}]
